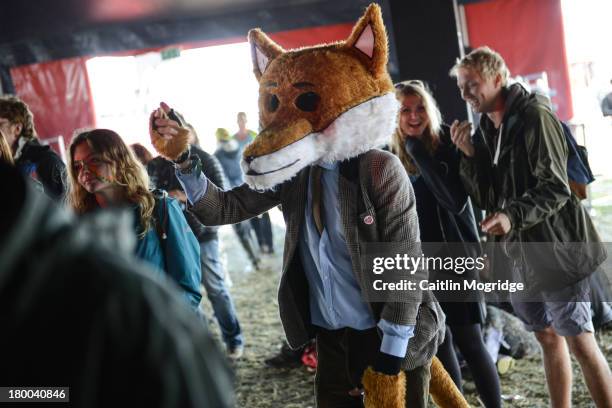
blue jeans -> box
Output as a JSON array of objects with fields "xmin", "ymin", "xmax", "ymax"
[{"xmin": 200, "ymin": 238, "xmax": 243, "ymax": 348}]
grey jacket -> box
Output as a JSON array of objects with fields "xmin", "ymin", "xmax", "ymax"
[{"xmin": 190, "ymin": 149, "xmax": 444, "ymax": 370}]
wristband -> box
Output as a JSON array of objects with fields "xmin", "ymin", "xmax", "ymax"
[
  {"xmin": 373, "ymin": 351, "xmax": 403, "ymax": 376},
  {"xmin": 174, "ymin": 147, "xmax": 191, "ymax": 165}
]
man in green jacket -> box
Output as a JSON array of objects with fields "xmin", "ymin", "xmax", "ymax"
[{"xmin": 449, "ymin": 47, "xmax": 611, "ymax": 408}]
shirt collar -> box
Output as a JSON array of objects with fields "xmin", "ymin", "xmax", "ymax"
[{"xmin": 317, "ymin": 161, "xmax": 338, "ymax": 171}]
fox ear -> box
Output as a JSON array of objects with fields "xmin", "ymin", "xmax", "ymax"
[
  {"xmin": 344, "ymin": 3, "xmax": 388, "ymax": 79},
  {"xmin": 248, "ymin": 29, "xmax": 285, "ymax": 80}
]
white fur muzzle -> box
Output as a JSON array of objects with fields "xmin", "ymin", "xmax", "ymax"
[{"xmin": 242, "ymin": 92, "xmax": 399, "ymax": 191}]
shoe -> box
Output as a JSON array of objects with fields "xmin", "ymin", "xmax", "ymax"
[
  {"xmin": 496, "ymin": 355, "xmax": 515, "ymax": 375},
  {"xmin": 227, "ymin": 344, "xmax": 244, "ymax": 360},
  {"xmin": 264, "ymin": 342, "xmax": 303, "ymax": 368}
]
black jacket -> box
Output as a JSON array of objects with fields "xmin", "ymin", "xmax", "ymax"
[
  {"xmin": 148, "ymin": 145, "xmax": 227, "ymax": 242},
  {"xmin": 15, "ymin": 138, "xmax": 66, "ymax": 199},
  {"xmin": 404, "ymin": 125, "xmax": 481, "ymax": 281},
  {"xmin": 460, "ymin": 84, "xmax": 606, "ymax": 290},
  {"xmin": 406, "ymin": 125, "xmax": 479, "ymax": 249}
]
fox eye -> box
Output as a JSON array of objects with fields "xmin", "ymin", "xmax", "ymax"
[
  {"xmin": 266, "ymin": 94, "xmax": 279, "ymax": 112},
  {"xmin": 295, "ymin": 92, "xmax": 320, "ymax": 112}
]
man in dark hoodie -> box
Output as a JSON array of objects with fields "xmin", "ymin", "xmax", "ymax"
[
  {"xmin": 0, "ymin": 95, "xmax": 66, "ymax": 199},
  {"xmin": 449, "ymin": 47, "xmax": 611, "ymax": 408}
]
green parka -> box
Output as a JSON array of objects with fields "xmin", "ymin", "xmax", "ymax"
[{"xmin": 460, "ymin": 84, "xmax": 605, "ymax": 291}]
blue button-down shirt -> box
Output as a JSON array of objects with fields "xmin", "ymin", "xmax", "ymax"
[{"xmin": 176, "ymin": 162, "xmax": 414, "ymax": 357}]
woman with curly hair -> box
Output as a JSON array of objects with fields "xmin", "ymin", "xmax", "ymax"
[
  {"xmin": 390, "ymin": 81, "xmax": 501, "ymax": 408},
  {"xmin": 67, "ymin": 129, "xmax": 202, "ymax": 311}
]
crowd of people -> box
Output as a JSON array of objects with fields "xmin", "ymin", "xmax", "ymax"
[{"xmin": 1, "ymin": 44, "xmax": 611, "ymax": 407}]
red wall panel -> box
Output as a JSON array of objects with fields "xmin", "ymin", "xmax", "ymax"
[
  {"xmin": 465, "ymin": 0, "xmax": 573, "ymax": 120},
  {"xmin": 10, "ymin": 58, "xmax": 96, "ymax": 151}
]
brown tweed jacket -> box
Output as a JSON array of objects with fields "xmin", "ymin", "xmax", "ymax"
[{"xmin": 191, "ymin": 149, "xmax": 444, "ymax": 370}]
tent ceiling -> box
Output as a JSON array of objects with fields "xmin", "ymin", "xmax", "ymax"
[
  {"xmin": 1, "ymin": 0, "xmax": 276, "ymax": 43},
  {"xmin": 0, "ymin": 0, "xmax": 382, "ymax": 67}
]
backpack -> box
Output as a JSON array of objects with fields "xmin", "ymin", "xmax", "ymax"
[
  {"xmin": 151, "ymin": 189, "xmax": 202, "ymax": 310},
  {"xmin": 561, "ymin": 122, "xmax": 595, "ymax": 200}
]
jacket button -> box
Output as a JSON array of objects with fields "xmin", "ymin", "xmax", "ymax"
[{"xmin": 363, "ymin": 215, "xmax": 374, "ymax": 225}]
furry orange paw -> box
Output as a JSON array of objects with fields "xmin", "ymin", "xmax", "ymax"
[
  {"xmin": 362, "ymin": 366, "xmax": 406, "ymax": 408},
  {"xmin": 150, "ymin": 127, "xmax": 189, "ymax": 161},
  {"xmin": 149, "ymin": 109, "xmax": 190, "ymax": 161}
]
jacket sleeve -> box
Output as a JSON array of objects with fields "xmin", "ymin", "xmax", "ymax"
[
  {"xmin": 196, "ymin": 148, "xmax": 228, "ymax": 191},
  {"xmin": 459, "ymin": 129, "xmax": 494, "ymax": 211},
  {"xmin": 502, "ymin": 108, "xmax": 571, "ymax": 231},
  {"xmin": 366, "ymin": 151, "xmax": 422, "ymax": 325},
  {"xmin": 37, "ymin": 150, "xmax": 67, "ymax": 200},
  {"xmin": 405, "ymin": 137, "xmax": 468, "ymax": 214},
  {"xmin": 164, "ymin": 198, "xmax": 202, "ymax": 310},
  {"xmin": 190, "ymin": 179, "xmax": 281, "ymax": 226}
]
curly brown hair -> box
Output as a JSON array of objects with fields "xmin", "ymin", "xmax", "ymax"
[
  {"xmin": 67, "ymin": 129, "xmax": 155, "ymax": 235},
  {"xmin": 0, "ymin": 95, "xmax": 37, "ymax": 141}
]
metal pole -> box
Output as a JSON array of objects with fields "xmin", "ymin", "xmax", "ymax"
[{"xmin": 452, "ymin": 0, "xmax": 474, "ymax": 124}]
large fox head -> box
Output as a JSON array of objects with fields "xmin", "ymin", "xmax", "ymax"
[{"xmin": 242, "ymin": 3, "xmax": 398, "ymax": 190}]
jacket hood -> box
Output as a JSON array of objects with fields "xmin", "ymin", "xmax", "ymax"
[
  {"xmin": 480, "ymin": 83, "xmax": 547, "ymax": 135},
  {"xmin": 19, "ymin": 139, "xmax": 53, "ymax": 160}
]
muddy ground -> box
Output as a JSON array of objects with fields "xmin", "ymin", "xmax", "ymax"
[{"xmin": 201, "ymin": 217, "xmax": 612, "ymax": 408}]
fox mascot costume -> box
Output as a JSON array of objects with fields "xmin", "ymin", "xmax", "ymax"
[{"xmin": 151, "ymin": 3, "xmax": 468, "ymax": 407}]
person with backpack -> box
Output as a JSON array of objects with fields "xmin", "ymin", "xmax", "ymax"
[
  {"xmin": 66, "ymin": 129, "xmax": 202, "ymax": 312},
  {"xmin": 450, "ymin": 46, "xmax": 611, "ymax": 408},
  {"xmin": 147, "ymin": 126, "xmax": 245, "ymax": 359}
]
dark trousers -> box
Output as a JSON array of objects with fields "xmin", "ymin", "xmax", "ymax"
[
  {"xmin": 314, "ymin": 327, "xmax": 430, "ymax": 408},
  {"xmin": 250, "ymin": 212, "xmax": 274, "ymax": 252}
]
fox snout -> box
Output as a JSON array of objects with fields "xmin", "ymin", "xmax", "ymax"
[{"xmin": 243, "ymin": 118, "xmax": 313, "ymax": 160}]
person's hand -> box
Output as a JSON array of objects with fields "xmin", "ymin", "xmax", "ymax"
[
  {"xmin": 480, "ymin": 212, "xmax": 512, "ymax": 235},
  {"xmin": 149, "ymin": 102, "xmax": 190, "ymax": 161},
  {"xmin": 151, "ymin": 102, "xmax": 183, "ymax": 136},
  {"xmin": 450, "ymin": 119, "xmax": 475, "ymax": 158},
  {"xmin": 362, "ymin": 364, "xmax": 406, "ymax": 408}
]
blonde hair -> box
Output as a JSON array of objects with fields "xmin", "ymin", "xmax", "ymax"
[
  {"xmin": 67, "ymin": 129, "xmax": 155, "ymax": 235},
  {"xmin": 449, "ymin": 46, "xmax": 510, "ymax": 86},
  {"xmin": 390, "ymin": 80, "xmax": 442, "ymax": 175},
  {"xmin": 0, "ymin": 129, "xmax": 14, "ymax": 165}
]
